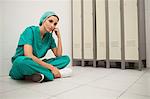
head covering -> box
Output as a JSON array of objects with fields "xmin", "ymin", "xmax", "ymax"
[{"xmin": 39, "ymin": 11, "xmax": 59, "ymax": 26}]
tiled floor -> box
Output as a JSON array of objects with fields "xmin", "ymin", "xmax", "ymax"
[{"xmin": 0, "ymin": 66, "xmax": 150, "ymax": 99}]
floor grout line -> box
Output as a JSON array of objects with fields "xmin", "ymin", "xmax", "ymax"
[
  {"xmin": 1, "ymin": 67, "xmax": 150, "ymax": 99},
  {"xmin": 117, "ymin": 70, "xmax": 148, "ymax": 99},
  {"xmin": 45, "ymin": 84, "xmax": 86, "ymax": 99}
]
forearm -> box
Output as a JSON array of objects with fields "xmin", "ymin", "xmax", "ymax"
[
  {"xmin": 30, "ymin": 55, "xmax": 54, "ymax": 70},
  {"xmin": 24, "ymin": 44, "xmax": 55, "ymax": 70},
  {"xmin": 56, "ymin": 37, "xmax": 62, "ymax": 56}
]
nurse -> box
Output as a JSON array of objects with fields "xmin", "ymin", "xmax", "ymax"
[{"xmin": 9, "ymin": 11, "xmax": 72, "ymax": 82}]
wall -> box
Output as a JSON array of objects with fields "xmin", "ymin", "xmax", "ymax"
[
  {"xmin": 145, "ymin": 0, "xmax": 150, "ymax": 67},
  {"xmin": 0, "ymin": 0, "xmax": 71, "ymax": 76},
  {"xmin": 0, "ymin": 1, "xmax": 2, "ymax": 74}
]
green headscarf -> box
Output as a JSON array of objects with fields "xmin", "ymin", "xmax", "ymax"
[{"xmin": 39, "ymin": 11, "xmax": 59, "ymax": 26}]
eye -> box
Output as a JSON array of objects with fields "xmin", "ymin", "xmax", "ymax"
[
  {"xmin": 54, "ymin": 23, "xmax": 57, "ymax": 26},
  {"xmin": 49, "ymin": 20, "xmax": 53, "ymax": 23}
]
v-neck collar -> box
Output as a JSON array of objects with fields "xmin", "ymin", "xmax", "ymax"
[
  {"xmin": 30, "ymin": 26, "xmax": 54, "ymax": 58},
  {"xmin": 37, "ymin": 26, "xmax": 47, "ymax": 43},
  {"xmin": 37, "ymin": 26, "xmax": 53, "ymax": 43}
]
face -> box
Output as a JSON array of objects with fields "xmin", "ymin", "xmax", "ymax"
[{"xmin": 43, "ymin": 16, "xmax": 58, "ymax": 32}]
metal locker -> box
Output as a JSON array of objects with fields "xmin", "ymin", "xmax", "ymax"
[
  {"xmin": 108, "ymin": 0, "xmax": 121, "ymax": 60},
  {"xmin": 124, "ymin": 0, "xmax": 139, "ymax": 60},
  {"xmin": 96, "ymin": 0, "xmax": 106, "ymax": 60},
  {"xmin": 72, "ymin": 0, "xmax": 82, "ymax": 59},
  {"xmin": 83, "ymin": 0, "xmax": 94, "ymax": 59},
  {"xmin": 72, "ymin": 0, "xmax": 146, "ymax": 70}
]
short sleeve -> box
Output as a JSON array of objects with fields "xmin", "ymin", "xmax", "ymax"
[
  {"xmin": 50, "ymin": 37, "xmax": 56, "ymax": 49},
  {"xmin": 18, "ymin": 27, "xmax": 33, "ymax": 46}
]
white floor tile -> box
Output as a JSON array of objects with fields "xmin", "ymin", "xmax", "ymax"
[
  {"xmin": 137, "ymin": 73, "xmax": 150, "ymax": 84},
  {"xmin": 88, "ymin": 78, "xmax": 131, "ymax": 92},
  {"xmin": 0, "ymin": 76, "xmax": 11, "ymax": 81},
  {"xmin": 119, "ymin": 93, "xmax": 150, "ymax": 99},
  {"xmin": 28, "ymin": 79, "xmax": 80, "ymax": 96},
  {"xmin": 59, "ymin": 71, "xmax": 107, "ymax": 84},
  {"xmin": 104, "ymin": 72, "xmax": 140, "ymax": 84},
  {"xmin": 48, "ymin": 85, "xmax": 120, "ymax": 99},
  {"xmin": 0, "ymin": 66, "xmax": 149, "ymax": 99},
  {"xmin": 71, "ymin": 66, "xmax": 89, "ymax": 75},
  {"xmin": 126, "ymin": 83, "xmax": 150, "ymax": 96},
  {"xmin": 0, "ymin": 87, "xmax": 50, "ymax": 99},
  {"xmin": 0, "ymin": 76, "xmax": 39, "ymax": 93},
  {"xmin": 59, "ymin": 67, "xmax": 120, "ymax": 85}
]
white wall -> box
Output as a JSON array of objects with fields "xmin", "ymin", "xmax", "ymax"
[
  {"xmin": 0, "ymin": 1, "xmax": 3, "ymax": 74},
  {"xmin": 0, "ymin": 0, "xmax": 71, "ymax": 76},
  {"xmin": 145, "ymin": 0, "xmax": 150, "ymax": 67}
]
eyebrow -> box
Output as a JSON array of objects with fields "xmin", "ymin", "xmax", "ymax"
[{"xmin": 49, "ymin": 19, "xmax": 58, "ymax": 23}]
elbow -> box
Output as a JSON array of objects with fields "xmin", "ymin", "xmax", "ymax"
[
  {"xmin": 56, "ymin": 50, "xmax": 62, "ymax": 57},
  {"xmin": 56, "ymin": 54, "xmax": 62, "ymax": 57},
  {"xmin": 56, "ymin": 53, "xmax": 62, "ymax": 57},
  {"xmin": 24, "ymin": 53, "xmax": 34, "ymax": 58}
]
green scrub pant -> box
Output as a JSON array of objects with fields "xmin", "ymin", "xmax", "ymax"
[{"xmin": 9, "ymin": 55, "xmax": 70, "ymax": 81}]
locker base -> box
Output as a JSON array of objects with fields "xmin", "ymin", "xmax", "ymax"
[{"xmin": 72, "ymin": 59, "xmax": 146, "ymax": 70}]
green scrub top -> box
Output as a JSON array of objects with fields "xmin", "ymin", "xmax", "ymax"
[{"xmin": 12, "ymin": 26, "xmax": 56, "ymax": 63}]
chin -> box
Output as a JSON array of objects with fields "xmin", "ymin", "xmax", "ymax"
[{"xmin": 47, "ymin": 29, "xmax": 51, "ymax": 33}]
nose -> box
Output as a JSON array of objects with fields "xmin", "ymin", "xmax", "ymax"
[{"xmin": 50, "ymin": 24, "xmax": 55, "ymax": 29}]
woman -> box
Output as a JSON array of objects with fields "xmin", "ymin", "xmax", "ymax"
[{"xmin": 9, "ymin": 11, "xmax": 72, "ymax": 83}]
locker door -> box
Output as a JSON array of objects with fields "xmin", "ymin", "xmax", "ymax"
[
  {"xmin": 83, "ymin": 0, "xmax": 94, "ymax": 59},
  {"xmin": 124, "ymin": 0, "xmax": 138, "ymax": 60},
  {"xmin": 73, "ymin": 0, "xmax": 82, "ymax": 59},
  {"xmin": 108, "ymin": 0, "xmax": 121, "ymax": 60},
  {"xmin": 96, "ymin": 0, "xmax": 106, "ymax": 60}
]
